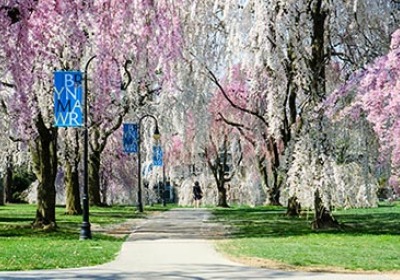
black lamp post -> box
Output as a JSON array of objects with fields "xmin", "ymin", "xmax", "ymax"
[
  {"xmin": 137, "ymin": 114, "xmax": 160, "ymax": 212},
  {"xmin": 162, "ymin": 164, "xmax": 167, "ymax": 207},
  {"xmin": 79, "ymin": 56, "xmax": 130, "ymax": 239},
  {"xmin": 80, "ymin": 55, "xmax": 96, "ymax": 240}
]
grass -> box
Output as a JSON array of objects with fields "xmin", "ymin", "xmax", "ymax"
[
  {"xmin": 213, "ymin": 202, "xmax": 400, "ymax": 272},
  {"xmin": 0, "ymin": 203, "xmax": 169, "ymax": 271},
  {"xmin": 3, "ymin": 202, "xmax": 399, "ymax": 272}
]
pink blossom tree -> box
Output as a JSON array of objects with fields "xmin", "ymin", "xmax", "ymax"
[
  {"xmin": 0, "ymin": 0, "xmax": 88, "ymax": 227},
  {"xmin": 327, "ymin": 28, "xmax": 400, "ymax": 196},
  {"xmin": 204, "ymin": 65, "xmax": 269, "ymax": 207},
  {"xmin": 0, "ymin": 0, "xmax": 183, "ymax": 226},
  {"xmin": 83, "ymin": 0, "xmax": 182, "ymax": 206},
  {"xmin": 174, "ymin": 0, "xmax": 397, "ymax": 222}
]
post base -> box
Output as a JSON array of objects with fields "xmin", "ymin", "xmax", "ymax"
[{"xmin": 80, "ymin": 222, "xmax": 92, "ymax": 240}]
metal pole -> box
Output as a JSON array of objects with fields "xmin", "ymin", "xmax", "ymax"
[
  {"xmin": 137, "ymin": 114, "xmax": 159, "ymax": 213},
  {"xmin": 137, "ymin": 121, "xmax": 143, "ymax": 212},
  {"xmin": 162, "ymin": 164, "xmax": 166, "ymax": 207},
  {"xmin": 80, "ymin": 55, "xmax": 96, "ymax": 240}
]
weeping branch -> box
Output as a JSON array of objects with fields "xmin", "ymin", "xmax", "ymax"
[
  {"xmin": 217, "ymin": 113, "xmax": 252, "ymax": 131},
  {"xmin": 188, "ymin": 51, "xmax": 268, "ymax": 127},
  {"xmin": 205, "ymin": 66, "xmax": 268, "ymax": 126},
  {"xmin": 0, "ymin": 81, "xmax": 14, "ymax": 88},
  {"xmin": 218, "ymin": 112, "xmax": 256, "ymax": 147},
  {"xmin": 121, "ymin": 60, "xmax": 132, "ymax": 91}
]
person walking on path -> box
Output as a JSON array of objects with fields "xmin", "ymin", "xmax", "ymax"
[{"xmin": 193, "ymin": 181, "xmax": 203, "ymax": 208}]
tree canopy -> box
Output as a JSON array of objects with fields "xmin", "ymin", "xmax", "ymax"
[{"xmin": 0, "ymin": 0, "xmax": 399, "ymax": 227}]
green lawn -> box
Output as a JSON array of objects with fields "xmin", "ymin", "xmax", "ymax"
[
  {"xmin": 0, "ymin": 203, "xmax": 165, "ymax": 271},
  {"xmin": 2, "ymin": 202, "xmax": 399, "ymax": 272},
  {"xmin": 213, "ymin": 202, "xmax": 400, "ymax": 272}
]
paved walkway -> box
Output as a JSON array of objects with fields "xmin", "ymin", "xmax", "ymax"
[{"xmin": 0, "ymin": 208, "xmax": 397, "ymax": 280}]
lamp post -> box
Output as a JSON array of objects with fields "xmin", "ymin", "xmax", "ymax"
[
  {"xmin": 80, "ymin": 55, "xmax": 96, "ymax": 240},
  {"xmin": 137, "ymin": 114, "xmax": 160, "ymax": 212},
  {"xmin": 162, "ymin": 164, "xmax": 167, "ymax": 207},
  {"xmin": 79, "ymin": 56, "xmax": 130, "ymax": 239}
]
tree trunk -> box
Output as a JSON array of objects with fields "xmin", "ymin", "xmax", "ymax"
[
  {"xmin": 89, "ymin": 150, "xmax": 102, "ymax": 206},
  {"xmin": 268, "ymin": 164, "xmax": 282, "ymax": 206},
  {"xmin": 257, "ymin": 156, "xmax": 272, "ymax": 205},
  {"xmin": 311, "ymin": 189, "xmax": 338, "ymax": 230},
  {"xmin": 65, "ymin": 160, "xmax": 82, "ymax": 215},
  {"xmin": 265, "ymin": 139, "xmax": 282, "ymax": 206},
  {"xmin": 205, "ymin": 136, "xmax": 231, "ymax": 208},
  {"xmin": 31, "ymin": 115, "xmax": 58, "ymax": 229},
  {"xmin": 217, "ymin": 185, "xmax": 229, "ymax": 208},
  {"xmin": 0, "ymin": 175, "xmax": 4, "ymax": 206},
  {"xmin": 308, "ymin": 1, "xmax": 337, "ymax": 229},
  {"xmin": 215, "ymin": 160, "xmax": 229, "ymax": 208},
  {"xmin": 268, "ymin": 186, "xmax": 281, "ymax": 206},
  {"xmin": 100, "ymin": 170, "xmax": 108, "ymax": 206},
  {"xmin": 4, "ymin": 155, "xmax": 13, "ymax": 203},
  {"xmin": 286, "ymin": 196, "xmax": 301, "ymax": 217},
  {"xmin": 65, "ymin": 130, "xmax": 82, "ymax": 214}
]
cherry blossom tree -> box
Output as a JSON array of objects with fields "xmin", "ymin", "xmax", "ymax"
[
  {"xmin": 2, "ymin": 0, "xmax": 399, "ymax": 220},
  {"xmin": 273, "ymin": 0, "xmax": 397, "ymax": 226},
  {"xmin": 0, "ymin": 0, "xmax": 88, "ymax": 228},
  {"xmin": 327, "ymin": 28, "xmax": 400, "ymax": 197},
  {"xmin": 204, "ymin": 65, "xmax": 271, "ymax": 207},
  {"xmin": 0, "ymin": 0, "xmax": 183, "ymax": 225},
  {"xmin": 168, "ymin": 0, "xmax": 398, "ymax": 219},
  {"xmin": 98, "ymin": 129, "xmax": 138, "ymax": 205},
  {"xmin": 82, "ymin": 0, "xmax": 182, "ymax": 206}
]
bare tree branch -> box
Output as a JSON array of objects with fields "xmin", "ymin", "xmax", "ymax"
[
  {"xmin": 205, "ymin": 65, "xmax": 269, "ymax": 126},
  {"xmin": 0, "ymin": 81, "xmax": 14, "ymax": 88}
]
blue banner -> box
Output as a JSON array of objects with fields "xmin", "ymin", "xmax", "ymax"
[
  {"xmin": 54, "ymin": 71, "xmax": 83, "ymax": 127},
  {"xmin": 153, "ymin": 145, "xmax": 163, "ymax": 166},
  {"xmin": 123, "ymin": 123, "xmax": 138, "ymax": 153}
]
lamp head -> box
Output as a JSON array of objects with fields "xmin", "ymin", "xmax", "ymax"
[{"xmin": 153, "ymin": 125, "xmax": 161, "ymax": 140}]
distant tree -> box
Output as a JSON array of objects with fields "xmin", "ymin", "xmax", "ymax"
[
  {"xmin": 207, "ymin": 65, "xmax": 285, "ymax": 206},
  {"xmin": 327, "ymin": 29, "xmax": 400, "ymax": 196},
  {"xmin": 84, "ymin": 0, "xmax": 182, "ymax": 205},
  {"xmin": 174, "ymin": 0, "xmax": 399, "ymax": 224}
]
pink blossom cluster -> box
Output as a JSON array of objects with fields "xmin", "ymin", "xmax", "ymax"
[{"xmin": 328, "ymin": 29, "xmax": 400, "ymax": 188}]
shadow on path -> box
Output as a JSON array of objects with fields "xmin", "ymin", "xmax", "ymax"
[{"xmin": 0, "ymin": 208, "xmax": 394, "ymax": 280}]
